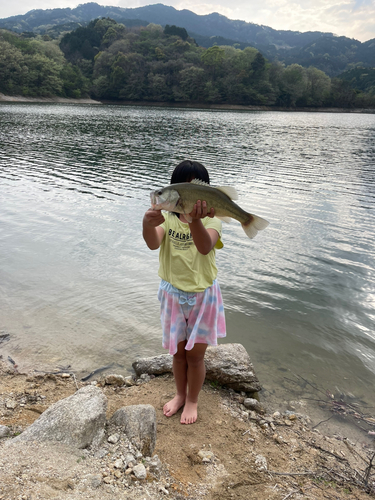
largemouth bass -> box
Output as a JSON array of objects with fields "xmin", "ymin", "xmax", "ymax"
[{"xmin": 150, "ymin": 180, "xmax": 269, "ymax": 239}]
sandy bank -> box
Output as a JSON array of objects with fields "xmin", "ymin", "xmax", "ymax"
[
  {"xmin": 0, "ymin": 93, "xmax": 101, "ymax": 104},
  {"xmin": 0, "ymin": 360, "xmax": 374, "ymax": 499},
  {"xmin": 1, "ymin": 93, "xmax": 374, "ymax": 113}
]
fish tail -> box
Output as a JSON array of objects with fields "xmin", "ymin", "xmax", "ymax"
[{"xmin": 242, "ymin": 214, "xmax": 269, "ymax": 239}]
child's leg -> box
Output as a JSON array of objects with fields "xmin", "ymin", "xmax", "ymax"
[
  {"xmin": 180, "ymin": 343, "xmax": 207, "ymax": 425},
  {"xmin": 163, "ymin": 340, "xmax": 188, "ymax": 417}
]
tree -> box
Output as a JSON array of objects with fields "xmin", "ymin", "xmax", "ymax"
[
  {"xmin": 305, "ymin": 66, "xmax": 331, "ymax": 106},
  {"xmin": 177, "ymin": 66, "xmax": 205, "ymax": 101},
  {"xmin": 201, "ymin": 46, "xmax": 225, "ymax": 79},
  {"xmin": 281, "ymin": 64, "xmax": 308, "ymax": 106},
  {"xmin": 164, "ymin": 25, "xmax": 188, "ymax": 41}
]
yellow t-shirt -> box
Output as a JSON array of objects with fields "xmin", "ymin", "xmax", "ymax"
[{"xmin": 158, "ymin": 212, "xmax": 222, "ymax": 292}]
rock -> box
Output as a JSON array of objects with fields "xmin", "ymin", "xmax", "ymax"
[
  {"xmin": 5, "ymin": 400, "xmax": 17, "ymax": 410},
  {"xmin": 133, "ymin": 463, "xmax": 147, "ymax": 480},
  {"xmin": 198, "ymin": 450, "xmax": 214, "ymax": 463},
  {"xmin": 85, "ymin": 473, "xmax": 102, "ymax": 488},
  {"xmin": 105, "ymin": 374, "xmax": 125, "ymax": 386},
  {"xmin": 11, "ymin": 385, "xmax": 107, "ymax": 449},
  {"xmin": 125, "ymin": 452, "xmax": 136, "ymax": 466},
  {"xmin": 273, "ymin": 434, "xmax": 285, "ymax": 444},
  {"xmin": 109, "ymin": 405, "xmax": 156, "ymax": 456},
  {"xmin": 0, "ymin": 425, "xmax": 10, "ymax": 438},
  {"xmin": 243, "ymin": 398, "xmax": 264, "ymax": 413},
  {"xmin": 108, "ymin": 433, "xmax": 120, "ymax": 444},
  {"xmin": 149, "ymin": 454, "xmax": 162, "ymax": 477},
  {"xmin": 132, "ymin": 355, "xmax": 173, "ymax": 376},
  {"xmin": 255, "ymin": 454, "xmax": 268, "ymax": 471},
  {"xmin": 124, "ymin": 376, "xmax": 135, "ymax": 387},
  {"xmin": 114, "ymin": 459, "xmax": 123, "ymax": 469},
  {"xmin": 204, "ymin": 344, "xmax": 261, "ymax": 392},
  {"xmin": 133, "ymin": 343, "xmax": 261, "ymax": 393}
]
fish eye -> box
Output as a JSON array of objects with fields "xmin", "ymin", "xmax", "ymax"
[{"xmin": 157, "ymin": 190, "xmax": 162, "ymax": 195}]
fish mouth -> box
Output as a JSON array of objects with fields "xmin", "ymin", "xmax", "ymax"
[
  {"xmin": 150, "ymin": 191, "xmax": 157, "ymax": 207},
  {"xmin": 150, "ymin": 190, "xmax": 163, "ymax": 209}
]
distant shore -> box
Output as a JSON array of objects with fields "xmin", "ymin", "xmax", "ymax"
[{"xmin": 1, "ymin": 93, "xmax": 375, "ymax": 113}]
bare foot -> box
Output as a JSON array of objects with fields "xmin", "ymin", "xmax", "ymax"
[
  {"xmin": 180, "ymin": 400, "xmax": 198, "ymax": 424},
  {"xmin": 163, "ymin": 394, "xmax": 185, "ymax": 417}
]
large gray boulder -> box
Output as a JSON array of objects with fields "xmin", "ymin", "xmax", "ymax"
[
  {"xmin": 109, "ymin": 404, "xmax": 156, "ymax": 456},
  {"xmin": 12, "ymin": 385, "xmax": 107, "ymax": 449},
  {"xmin": 132, "ymin": 343, "xmax": 261, "ymax": 393},
  {"xmin": 204, "ymin": 343, "xmax": 261, "ymax": 393}
]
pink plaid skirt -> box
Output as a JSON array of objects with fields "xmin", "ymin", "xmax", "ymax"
[{"xmin": 158, "ymin": 280, "xmax": 226, "ymax": 355}]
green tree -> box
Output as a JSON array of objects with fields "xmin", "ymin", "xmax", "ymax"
[
  {"xmin": 164, "ymin": 25, "xmax": 188, "ymax": 41},
  {"xmin": 305, "ymin": 66, "xmax": 331, "ymax": 106},
  {"xmin": 281, "ymin": 64, "xmax": 308, "ymax": 106},
  {"xmin": 177, "ymin": 66, "xmax": 205, "ymax": 101},
  {"xmin": 201, "ymin": 46, "xmax": 225, "ymax": 79}
]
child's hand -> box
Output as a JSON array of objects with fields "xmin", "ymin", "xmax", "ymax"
[
  {"xmin": 143, "ymin": 208, "xmax": 165, "ymax": 227},
  {"xmin": 189, "ymin": 200, "xmax": 215, "ymax": 220}
]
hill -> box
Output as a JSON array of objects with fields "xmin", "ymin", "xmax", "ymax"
[{"xmin": 1, "ymin": 2, "xmax": 375, "ymax": 76}]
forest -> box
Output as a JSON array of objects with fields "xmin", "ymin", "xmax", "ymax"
[{"xmin": 0, "ymin": 18, "xmax": 374, "ymax": 108}]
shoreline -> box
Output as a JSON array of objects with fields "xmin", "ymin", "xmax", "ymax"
[
  {"xmin": 0, "ymin": 360, "xmax": 374, "ymax": 499},
  {"xmin": 1, "ymin": 93, "xmax": 374, "ymax": 113}
]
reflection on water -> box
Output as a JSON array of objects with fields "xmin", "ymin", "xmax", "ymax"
[{"xmin": 1, "ymin": 103, "xmax": 375, "ymax": 440}]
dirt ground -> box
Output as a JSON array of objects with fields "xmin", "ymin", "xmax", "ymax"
[{"xmin": 0, "ymin": 359, "xmax": 374, "ymax": 500}]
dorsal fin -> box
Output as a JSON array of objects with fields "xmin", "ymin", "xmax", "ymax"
[
  {"xmin": 215, "ymin": 186, "xmax": 238, "ymax": 200},
  {"xmin": 190, "ymin": 179, "xmax": 209, "ymax": 186}
]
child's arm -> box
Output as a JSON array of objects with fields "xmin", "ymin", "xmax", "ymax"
[
  {"xmin": 188, "ymin": 200, "xmax": 219, "ymax": 255},
  {"xmin": 143, "ymin": 209, "xmax": 165, "ymax": 250}
]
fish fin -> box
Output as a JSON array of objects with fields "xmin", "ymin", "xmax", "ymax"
[
  {"xmin": 216, "ymin": 215, "xmax": 232, "ymax": 223},
  {"xmin": 242, "ymin": 214, "xmax": 269, "ymax": 239},
  {"xmin": 215, "ymin": 186, "xmax": 239, "ymax": 200},
  {"xmin": 184, "ymin": 213, "xmax": 193, "ymax": 223},
  {"xmin": 190, "ymin": 179, "xmax": 209, "ymax": 186}
]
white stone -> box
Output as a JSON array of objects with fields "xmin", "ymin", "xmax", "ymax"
[
  {"xmin": 108, "ymin": 433, "xmax": 120, "ymax": 444},
  {"xmin": 133, "ymin": 463, "xmax": 147, "ymax": 480}
]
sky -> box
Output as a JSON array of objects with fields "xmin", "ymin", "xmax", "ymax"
[{"xmin": 0, "ymin": 0, "xmax": 374, "ymax": 42}]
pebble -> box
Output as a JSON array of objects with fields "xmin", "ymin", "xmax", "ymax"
[
  {"xmin": 243, "ymin": 398, "xmax": 264, "ymax": 413},
  {"xmin": 105, "ymin": 374, "xmax": 125, "ymax": 387},
  {"xmin": 125, "ymin": 453, "xmax": 136, "ymax": 464},
  {"xmin": 198, "ymin": 450, "xmax": 215, "ymax": 463},
  {"xmin": 5, "ymin": 400, "xmax": 17, "ymax": 410},
  {"xmin": 133, "ymin": 463, "xmax": 147, "ymax": 480},
  {"xmin": 255, "ymin": 454, "xmax": 268, "ymax": 471},
  {"xmin": 0, "ymin": 425, "xmax": 10, "ymax": 438},
  {"xmin": 114, "ymin": 459, "xmax": 123, "ymax": 469},
  {"xmin": 273, "ymin": 434, "xmax": 284, "ymax": 444},
  {"xmin": 84, "ymin": 474, "xmax": 102, "ymax": 488},
  {"xmin": 124, "ymin": 376, "xmax": 135, "ymax": 387},
  {"xmin": 108, "ymin": 433, "xmax": 120, "ymax": 444}
]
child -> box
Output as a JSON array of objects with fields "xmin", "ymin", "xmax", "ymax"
[{"xmin": 142, "ymin": 160, "xmax": 226, "ymax": 424}]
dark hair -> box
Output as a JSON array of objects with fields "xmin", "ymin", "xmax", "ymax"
[{"xmin": 171, "ymin": 160, "xmax": 210, "ymax": 185}]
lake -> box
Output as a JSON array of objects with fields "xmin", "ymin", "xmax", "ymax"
[{"xmin": 1, "ymin": 103, "xmax": 374, "ymax": 441}]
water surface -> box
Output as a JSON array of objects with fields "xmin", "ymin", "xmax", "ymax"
[{"xmin": 1, "ymin": 103, "xmax": 374, "ymax": 440}]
